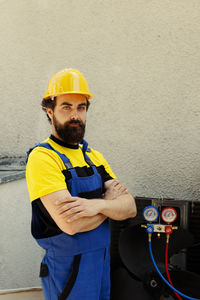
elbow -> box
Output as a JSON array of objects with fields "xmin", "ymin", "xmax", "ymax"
[
  {"xmin": 65, "ymin": 228, "xmax": 77, "ymax": 235},
  {"xmin": 67, "ymin": 224, "xmax": 80, "ymax": 235},
  {"xmin": 130, "ymin": 209, "xmax": 137, "ymax": 218},
  {"xmin": 130, "ymin": 197, "xmax": 137, "ymax": 218},
  {"xmin": 60, "ymin": 224, "xmax": 78, "ymax": 236},
  {"xmin": 127, "ymin": 208, "xmax": 137, "ymax": 219}
]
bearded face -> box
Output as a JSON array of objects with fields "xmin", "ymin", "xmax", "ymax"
[{"xmin": 53, "ymin": 114, "xmax": 86, "ymax": 144}]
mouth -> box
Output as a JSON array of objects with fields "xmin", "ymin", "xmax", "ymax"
[{"xmin": 69, "ymin": 123, "xmax": 80, "ymax": 127}]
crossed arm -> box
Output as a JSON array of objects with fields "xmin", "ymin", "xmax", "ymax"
[{"xmin": 41, "ymin": 179, "xmax": 137, "ymax": 235}]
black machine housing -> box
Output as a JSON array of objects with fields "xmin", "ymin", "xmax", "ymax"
[{"xmin": 110, "ymin": 197, "xmax": 200, "ymax": 300}]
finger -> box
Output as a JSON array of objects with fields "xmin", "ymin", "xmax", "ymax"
[
  {"xmin": 60, "ymin": 206, "xmax": 82, "ymax": 218},
  {"xmin": 67, "ymin": 211, "xmax": 85, "ymax": 222},
  {"xmin": 110, "ymin": 180, "xmax": 120, "ymax": 187},
  {"xmin": 113, "ymin": 180, "xmax": 120, "ymax": 186},
  {"xmin": 118, "ymin": 185, "xmax": 127, "ymax": 192},
  {"xmin": 113, "ymin": 184, "xmax": 124, "ymax": 192},
  {"xmin": 57, "ymin": 201, "xmax": 80, "ymax": 214},
  {"xmin": 117, "ymin": 183, "xmax": 128, "ymax": 191},
  {"xmin": 119, "ymin": 188, "xmax": 129, "ymax": 195}
]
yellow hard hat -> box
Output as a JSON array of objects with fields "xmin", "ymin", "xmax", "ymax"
[{"xmin": 43, "ymin": 68, "xmax": 93, "ymax": 100}]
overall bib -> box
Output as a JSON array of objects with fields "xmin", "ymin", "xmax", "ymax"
[{"xmin": 27, "ymin": 140, "xmax": 110, "ymax": 300}]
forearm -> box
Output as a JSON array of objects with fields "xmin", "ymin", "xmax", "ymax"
[
  {"xmin": 41, "ymin": 190, "xmax": 106, "ymax": 235},
  {"xmin": 70, "ymin": 213, "xmax": 107, "ymax": 234},
  {"xmin": 53, "ymin": 188, "xmax": 136, "ymax": 224},
  {"xmin": 65, "ymin": 193, "xmax": 137, "ymax": 222},
  {"xmin": 102, "ymin": 193, "xmax": 137, "ymax": 220},
  {"xmin": 54, "ymin": 211, "xmax": 107, "ymax": 235}
]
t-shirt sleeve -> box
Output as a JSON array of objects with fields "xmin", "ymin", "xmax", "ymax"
[
  {"xmin": 102, "ymin": 157, "xmax": 117, "ymax": 181},
  {"xmin": 92, "ymin": 150, "xmax": 117, "ymax": 182},
  {"xmin": 26, "ymin": 147, "xmax": 67, "ymax": 202}
]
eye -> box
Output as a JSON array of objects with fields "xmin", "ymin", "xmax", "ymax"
[
  {"xmin": 63, "ymin": 106, "xmax": 70, "ymax": 110},
  {"xmin": 78, "ymin": 106, "xmax": 86, "ymax": 111}
]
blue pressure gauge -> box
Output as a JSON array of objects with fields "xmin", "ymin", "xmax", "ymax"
[{"xmin": 143, "ymin": 206, "xmax": 159, "ymax": 222}]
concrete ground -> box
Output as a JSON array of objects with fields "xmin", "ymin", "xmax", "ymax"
[{"xmin": 0, "ymin": 289, "xmax": 44, "ymax": 300}]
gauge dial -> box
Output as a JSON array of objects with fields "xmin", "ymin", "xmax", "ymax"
[
  {"xmin": 161, "ymin": 207, "xmax": 177, "ymax": 223},
  {"xmin": 143, "ymin": 206, "xmax": 159, "ymax": 222}
]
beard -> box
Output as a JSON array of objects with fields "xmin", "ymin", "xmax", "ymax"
[{"xmin": 53, "ymin": 114, "xmax": 86, "ymax": 144}]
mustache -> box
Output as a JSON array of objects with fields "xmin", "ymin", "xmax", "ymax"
[
  {"xmin": 64, "ymin": 120, "xmax": 85, "ymax": 127},
  {"xmin": 68, "ymin": 120, "xmax": 82, "ymax": 124}
]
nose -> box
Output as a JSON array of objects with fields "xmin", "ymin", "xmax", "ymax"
[{"xmin": 70, "ymin": 109, "xmax": 79, "ymax": 120}]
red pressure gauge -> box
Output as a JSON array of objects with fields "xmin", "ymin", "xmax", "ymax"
[{"xmin": 161, "ymin": 207, "xmax": 177, "ymax": 224}]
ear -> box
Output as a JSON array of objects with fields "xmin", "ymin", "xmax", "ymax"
[{"xmin": 46, "ymin": 108, "xmax": 53, "ymax": 122}]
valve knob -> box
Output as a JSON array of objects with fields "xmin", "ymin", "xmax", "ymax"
[
  {"xmin": 147, "ymin": 224, "xmax": 154, "ymax": 234},
  {"xmin": 165, "ymin": 225, "xmax": 173, "ymax": 235}
]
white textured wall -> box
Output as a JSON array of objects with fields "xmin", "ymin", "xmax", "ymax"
[
  {"xmin": 0, "ymin": 179, "xmax": 42, "ymax": 289},
  {"xmin": 1, "ymin": 0, "xmax": 200, "ymax": 290},
  {"xmin": 1, "ymin": 0, "xmax": 200, "ymax": 200}
]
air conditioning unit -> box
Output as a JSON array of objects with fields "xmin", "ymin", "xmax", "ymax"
[{"xmin": 110, "ymin": 197, "xmax": 200, "ymax": 300}]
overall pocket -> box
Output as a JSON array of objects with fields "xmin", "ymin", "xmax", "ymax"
[{"xmin": 39, "ymin": 263, "xmax": 49, "ymax": 278}]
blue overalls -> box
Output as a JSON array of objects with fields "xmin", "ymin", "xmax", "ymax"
[{"xmin": 26, "ymin": 140, "xmax": 110, "ymax": 300}]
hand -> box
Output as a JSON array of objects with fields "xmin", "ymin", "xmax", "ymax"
[
  {"xmin": 104, "ymin": 180, "xmax": 128, "ymax": 200},
  {"xmin": 55, "ymin": 197, "xmax": 105, "ymax": 222}
]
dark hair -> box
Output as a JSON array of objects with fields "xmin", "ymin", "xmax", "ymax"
[{"xmin": 41, "ymin": 97, "xmax": 90, "ymax": 123}]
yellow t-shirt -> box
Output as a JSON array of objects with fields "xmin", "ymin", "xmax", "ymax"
[{"xmin": 26, "ymin": 137, "xmax": 116, "ymax": 202}]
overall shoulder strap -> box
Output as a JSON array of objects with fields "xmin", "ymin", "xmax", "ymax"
[
  {"xmin": 26, "ymin": 143, "xmax": 73, "ymax": 170},
  {"xmin": 80, "ymin": 140, "xmax": 94, "ymax": 167}
]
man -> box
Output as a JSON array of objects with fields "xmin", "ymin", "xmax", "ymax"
[{"xmin": 26, "ymin": 68, "xmax": 136, "ymax": 300}]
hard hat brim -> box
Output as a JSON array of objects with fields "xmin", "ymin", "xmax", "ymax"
[{"xmin": 43, "ymin": 91, "xmax": 93, "ymax": 100}]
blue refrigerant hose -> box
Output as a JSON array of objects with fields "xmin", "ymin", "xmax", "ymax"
[{"xmin": 148, "ymin": 241, "xmax": 200, "ymax": 300}]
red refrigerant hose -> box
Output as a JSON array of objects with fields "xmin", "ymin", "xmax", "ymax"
[{"xmin": 165, "ymin": 236, "xmax": 183, "ymax": 300}]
